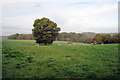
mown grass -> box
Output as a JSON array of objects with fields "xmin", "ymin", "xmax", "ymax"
[{"xmin": 2, "ymin": 40, "xmax": 120, "ymax": 79}]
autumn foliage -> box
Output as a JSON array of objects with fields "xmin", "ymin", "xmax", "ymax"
[
  {"xmin": 8, "ymin": 33, "xmax": 120, "ymax": 44},
  {"xmin": 8, "ymin": 34, "xmax": 34, "ymax": 40},
  {"xmin": 17, "ymin": 34, "xmax": 34, "ymax": 40},
  {"xmin": 92, "ymin": 34, "xmax": 120, "ymax": 44}
]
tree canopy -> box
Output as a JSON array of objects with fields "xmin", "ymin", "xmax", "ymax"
[
  {"xmin": 92, "ymin": 34, "xmax": 120, "ymax": 44},
  {"xmin": 32, "ymin": 17, "xmax": 61, "ymax": 45}
]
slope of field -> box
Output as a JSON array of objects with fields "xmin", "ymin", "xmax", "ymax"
[{"xmin": 2, "ymin": 40, "xmax": 119, "ymax": 79}]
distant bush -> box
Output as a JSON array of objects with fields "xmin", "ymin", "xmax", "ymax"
[
  {"xmin": 8, "ymin": 33, "xmax": 19, "ymax": 39},
  {"xmin": 112, "ymin": 34, "xmax": 120, "ymax": 43},
  {"xmin": 92, "ymin": 33, "xmax": 120, "ymax": 44}
]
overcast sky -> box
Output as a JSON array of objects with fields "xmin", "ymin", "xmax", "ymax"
[{"xmin": 0, "ymin": 0, "xmax": 119, "ymax": 36}]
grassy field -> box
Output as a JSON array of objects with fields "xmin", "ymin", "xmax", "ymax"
[{"xmin": 2, "ymin": 40, "xmax": 120, "ymax": 79}]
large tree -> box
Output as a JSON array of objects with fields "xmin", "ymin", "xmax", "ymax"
[{"xmin": 32, "ymin": 17, "xmax": 61, "ymax": 45}]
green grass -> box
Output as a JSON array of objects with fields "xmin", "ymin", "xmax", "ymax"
[{"xmin": 2, "ymin": 40, "xmax": 120, "ymax": 79}]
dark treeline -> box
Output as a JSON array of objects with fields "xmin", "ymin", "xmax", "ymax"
[
  {"xmin": 57, "ymin": 32, "xmax": 95, "ymax": 43},
  {"xmin": 8, "ymin": 32, "xmax": 120, "ymax": 44},
  {"xmin": 92, "ymin": 34, "xmax": 120, "ymax": 44}
]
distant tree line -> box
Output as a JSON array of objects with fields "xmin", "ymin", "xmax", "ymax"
[
  {"xmin": 8, "ymin": 32, "xmax": 120, "ymax": 44},
  {"xmin": 92, "ymin": 34, "xmax": 120, "ymax": 44},
  {"xmin": 57, "ymin": 32, "xmax": 94, "ymax": 43},
  {"xmin": 8, "ymin": 33, "xmax": 34, "ymax": 40}
]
